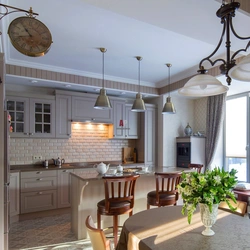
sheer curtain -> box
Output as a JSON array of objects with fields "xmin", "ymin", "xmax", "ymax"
[{"xmin": 205, "ymin": 93, "xmax": 226, "ymax": 170}]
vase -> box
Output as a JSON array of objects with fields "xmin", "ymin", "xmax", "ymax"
[
  {"xmin": 199, "ymin": 203, "xmax": 219, "ymax": 236},
  {"xmin": 184, "ymin": 123, "xmax": 192, "ymax": 136}
]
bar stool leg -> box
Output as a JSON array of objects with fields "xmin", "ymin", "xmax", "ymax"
[
  {"xmin": 97, "ymin": 213, "xmax": 101, "ymax": 229},
  {"xmin": 113, "ymin": 215, "xmax": 118, "ymax": 246}
]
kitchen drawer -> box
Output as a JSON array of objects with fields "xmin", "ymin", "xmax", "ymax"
[
  {"xmin": 21, "ymin": 190, "xmax": 57, "ymax": 214},
  {"xmin": 21, "ymin": 177, "xmax": 57, "ymax": 192},
  {"xmin": 21, "ymin": 170, "xmax": 57, "ymax": 178}
]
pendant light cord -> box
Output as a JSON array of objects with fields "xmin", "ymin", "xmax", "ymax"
[
  {"xmin": 102, "ymin": 50, "xmax": 105, "ymax": 89},
  {"xmin": 100, "ymin": 48, "xmax": 107, "ymax": 89},
  {"xmin": 138, "ymin": 59, "xmax": 141, "ymax": 93},
  {"xmin": 166, "ymin": 63, "xmax": 172, "ymax": 97}
]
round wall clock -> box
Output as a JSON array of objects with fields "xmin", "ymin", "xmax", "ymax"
[{"xmin": 8, "ymin": 16, "xmax": 52, "ymax": 57}]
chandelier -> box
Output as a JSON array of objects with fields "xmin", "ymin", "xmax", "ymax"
[{"xmin": 179, "ymin": 0, "xmax": 250, "ymax": 97}]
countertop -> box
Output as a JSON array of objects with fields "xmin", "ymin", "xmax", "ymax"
[
  {"xmin": 10, "ymin": 161, "xmax": 146, "ymax": 172},
  {"xmin": 70, "ymin": 166, "xmax": 191, "ymax": 181}
]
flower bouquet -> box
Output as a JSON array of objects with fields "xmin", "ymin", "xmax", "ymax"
[{"xmin": 178, "ymin": 167, "xmax": 238, "ymax": 224}]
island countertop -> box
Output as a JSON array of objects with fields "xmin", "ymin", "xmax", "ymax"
[{"xmin": 70, "ymin": 166, "xmax": 191, "ymax": 181}]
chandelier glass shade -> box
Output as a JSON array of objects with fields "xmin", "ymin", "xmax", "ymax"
[
  {"xmin": 131, "ymin": 56, "xmax": 146, "ymax": 112},
  {"xmin": 179, "ymin": 1, "xmax": 250, "ymax": 97},
  {"xmin": 162, "ymin": 63, "xmax": 176, "ymax": 114},
  {"xmin": 94, "ymin": 48, "xmax": 112, "ymax": 109}
]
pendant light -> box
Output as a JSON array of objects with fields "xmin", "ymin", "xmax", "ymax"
[
  {"xmin": 162, "ymin": 63, "xmax": 176, "ymax": 114},
  {"xmin": 131, "ymin": 56, "xmax": 146, "ymax": 112},
  {"xmin": 94, "ymin": 48, "xmax": 112, "ymax": 109}
]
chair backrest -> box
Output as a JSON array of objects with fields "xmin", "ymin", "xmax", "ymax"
[
  {"xmin": 155, "ymin": 172, "xmax": 182, "ymax": 204},
  {"xmin": 219, "ymin": 199, "xmax": 247, "ymax": 217},
  {"xmin": 85, "ymin": 215, "xmax": 111, "ymax": 250},
  {"xmin": 188, "ymin": 163, "xmax": 203, "ymax": 173},
  {"xmin": 102, "ymin": 174, "xmax": 140, "ymax": 213}
]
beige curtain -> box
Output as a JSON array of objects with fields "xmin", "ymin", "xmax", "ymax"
[{"xmin": 205, "ymin": 93, "xmax": 226, "ymax": 170}]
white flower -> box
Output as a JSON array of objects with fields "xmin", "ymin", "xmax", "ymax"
[{"xmin": 213, "ymin": 175, "xmax": 221, "ymax": 184}]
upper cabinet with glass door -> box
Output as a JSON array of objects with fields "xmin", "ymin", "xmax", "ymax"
[{"xmin": 7, "ymin": 96, "xmax": 55, "ymax": 138}]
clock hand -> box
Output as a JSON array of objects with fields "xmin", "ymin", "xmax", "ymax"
[{"xmin": 24, "ymin": 28, "xmax": 32, "ymax": 37}]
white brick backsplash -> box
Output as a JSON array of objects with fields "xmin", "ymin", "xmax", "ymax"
[{"xmin": 10, "ymin": 123, "xmax": 135, "ymax": 165}]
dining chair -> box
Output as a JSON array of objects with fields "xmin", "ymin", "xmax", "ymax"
[
  {"xmin": 97, "ymin": 174, "xmax": 140, "ymax": 247},
  {"xmin": 85, "ymin": 215, "xmax": 112, "ymax": 250},
  {"xmin": 188, "ymin": 163, "xmax": 203, "ymax": 173},
  {"xmin": 147, "ymin": 172, "xmax": 182, "ymax": 209},
  {"xmin": 219, "ymin": 199, "xmax": 248, "ymax": 216}
]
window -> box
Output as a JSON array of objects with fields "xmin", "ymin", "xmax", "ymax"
[{"xmin": 225, "ymin": 95, "xmax": 248, "ymax": 182}]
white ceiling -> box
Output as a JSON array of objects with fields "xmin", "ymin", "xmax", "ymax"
[{"xmin": 1, "ymin": 0, "xmax": 250, "ymax": 98}]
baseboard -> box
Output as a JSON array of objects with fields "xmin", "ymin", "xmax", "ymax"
[{"xmin": 19, "ymin": 207, "xmax": 71, "ymax": 221}]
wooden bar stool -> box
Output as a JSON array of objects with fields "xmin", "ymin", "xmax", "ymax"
[
  {"xmin": 97, "ymin": 174, "xmax": 140, "ymax": 247},
  {"xmin": 147, "ymin": 172, "xmax": 182, "ymax": 209},
  {"xmin": 188, "ymin": 163, "xmax": 203, "ymax": 173}
]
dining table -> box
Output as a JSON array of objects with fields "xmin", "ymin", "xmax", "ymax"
[{"xmin": 116, "ymin": 206, "xmax": 250, "ymax": 250}]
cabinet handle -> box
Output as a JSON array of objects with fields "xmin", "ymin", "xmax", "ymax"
[
  {"xmin": 24, "ymin": 133, "xmax": 29, "ymax": 135},
  {"xmin": 37, "ymin": 178, "xmax": 43, "ymax": 181},
  {"xmin": 29, "ymin": 133, "xmax": 34, "ymax": 135},
  {"xmin": 38, "ymin": 192, "xmax": 43, "ymax": 195},
  {"xmin": 36, "ymin": 172, "xmax": 42, "ymax": 174},
  {"xmin": 67, "ymin": 134, "xmax": 71, "ymax": 136},
  {"xmin": 63, "ymin": 170, "xmax": 68, "ymax": 172}
]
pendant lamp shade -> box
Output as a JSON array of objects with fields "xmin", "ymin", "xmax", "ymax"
[
  {"xmin": 94, "ymin": 48, "xmax": 112, "ymax": 110},
  {"xmin": 178, "ymin": 73, "xmax": 229, "ymax": 97},
  {"xmin": 228, "ymin": 54, "xmax": 250, "ymax": 82},
  {"xmin": 162, "ymin": 63, "xmax": 176, "ymax": 114},
  {"xmin": 131, "ymin": 56, "xmax": 146, "ymax": 112},
  {"xmin": 162, "ymin": 96, "xmax": 176, "ymax": 114}
]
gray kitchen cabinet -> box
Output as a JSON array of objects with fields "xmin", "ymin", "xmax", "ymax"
[
  {"xmin": 72, "ymin": 96, "xmax": 113, "ymax": 123},
  {"xmin": 136, "ymin": 104, "xmax": 157, "ymax": 167},
  {"xmin": 20, "ymin": 170, "xmax": 57, "ymax": 214},
  {"xmin": 7, "ymin": 96, "xmax": 56, "ymax": 138},
  {"xmin": 9, "ymin": 172, "xmax": 20, "ymax": 218},
  {"xmin": 112, "ymin": 100, "xmax": 139, "ymax": 139},
  {"xmin": 57, "ymin": 169, "xmax": 73, "ymax": 208},
  {"xmin": 55, "ymin": 94, "xmax": 72, "ymax": 138}
]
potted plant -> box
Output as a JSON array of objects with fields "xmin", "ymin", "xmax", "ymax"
[{"xmin": 178, "ymin": 167, "xmax": 238, "ymax": 235}]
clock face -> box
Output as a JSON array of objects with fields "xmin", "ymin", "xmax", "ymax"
[{"xmin": 8, "ymin": 16, "xmax": 52, "ymax": 57}]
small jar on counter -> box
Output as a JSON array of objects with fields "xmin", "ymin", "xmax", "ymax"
[{"xmin": 44, "ymin": 159, "xmax": 49, "ymax": 168}]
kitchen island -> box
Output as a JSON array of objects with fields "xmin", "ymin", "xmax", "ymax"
[{"xmin": 70, "ymin": 166, "xmax": 190, "ymax": 240}]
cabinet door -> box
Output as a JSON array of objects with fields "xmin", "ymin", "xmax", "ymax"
[
  {"xmin": 29, "ymin": 98, "xmax": 56, "ymax": 138},
  {"xmin": 21, "ymin": 190, "xmax": 57, "ymax": 214},
  {"xmin": 57, "ymin": 169, "xmax": 73, "ymax": 208},
  {"xmin": 72, "ymin": 96, "xmax": 113, "ymax": 123},
  {"xmin": 113, "ymin": 100, "xmax": 126, "ymax": 138},
  {"xmin": 56, "ymin": 95, "xmax": 72, "ymax": 138},
  {"xmin": 9, "ymin": 172, "xmax": 20, "ymax": 217},
  {"xmin": 125, "ymin": 104, "xmax": 139, "ymax": 138},
  {"xmin": 6, "ymin": 96, "xmax": 29, "ymax": 137}
]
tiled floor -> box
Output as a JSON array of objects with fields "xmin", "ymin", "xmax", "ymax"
[{"xmin": 9, "ymin": 213, "xmax": 93, "ymax": 250}]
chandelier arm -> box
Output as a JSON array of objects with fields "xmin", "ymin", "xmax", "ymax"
[
  {"xmin": 231, "ymin": 42, "xmax": 250, "ymax": 61},
  {"xmin": 229, "ymin": 17, "xmax": 250, "ymax": 41},
  {"xmin": 0, "ymin": 4, "xmax": 38, "ymax": 20},
  {"xmin": 198, "ymin": 23, "xmax": 226, "ymax": 69}
]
